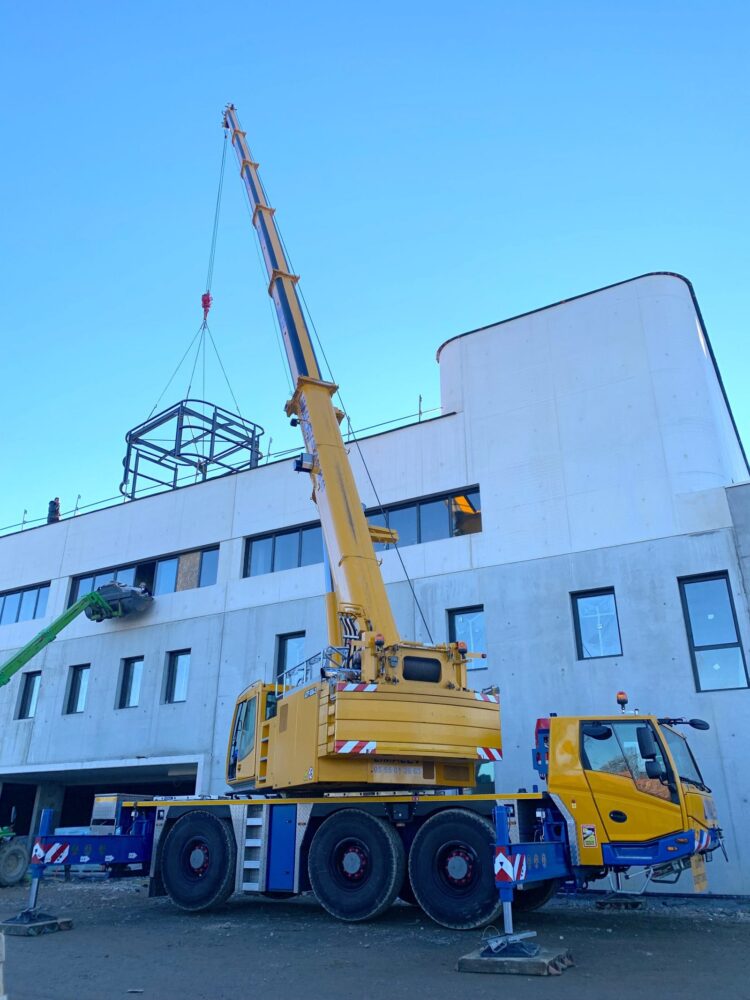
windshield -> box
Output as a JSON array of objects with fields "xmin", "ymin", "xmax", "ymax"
[{"xmin": 662, "ymin": 726, "xmax": 705, "ymax": 788}]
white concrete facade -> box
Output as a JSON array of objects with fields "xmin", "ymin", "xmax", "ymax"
[{"xmin": 0, "ymin": 273, "xmax": 748, "ymax": 893}]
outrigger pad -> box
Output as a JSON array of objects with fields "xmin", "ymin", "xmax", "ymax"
[
  {"xmin": 457, "ymin": 947, "xmax": 574, "ymax": 976},
  {"xmin": 0, "ymin": 909, "xmax": 73, "ymax": 937}
]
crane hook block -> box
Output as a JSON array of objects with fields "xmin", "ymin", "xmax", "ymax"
[{"xmin": 201, "ymin": 291, "xmax": 213, "ymax": 321}]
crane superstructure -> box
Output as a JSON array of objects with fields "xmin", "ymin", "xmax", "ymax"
[{"xmin": 222, "ymin": 104, "xmax": 501, "ymax": 792}]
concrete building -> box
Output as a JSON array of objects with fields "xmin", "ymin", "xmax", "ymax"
[{"xmin": 1, "ymin": 272, "xmax": 748, "ymax": 894}]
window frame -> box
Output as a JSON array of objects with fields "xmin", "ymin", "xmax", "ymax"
[
  {"xmin": 678, "ymin": 571, "xmax": 749, "ymax": 693},
  {"xmin": 65, "ymin": 664, "xmax": 90, "ymax": 715},
  {"xmin": 117, "ymin": 656, "xmax": 145, "ymax": 710},
  {"xmin": 571, "ymin": 587, "xmax": 623, "ymax": 661},
  {"xmin": 69, "ymin": 546, "xmax": 220, "ymax": 605},
  {"xmin": 17, "ymin": 671, "xmax": 41, "ymax": 720},
  {"xmin": 165, "ymin": 649, "xmax": 191, "ymax": 704},
  {"xmin": 275, "ymin": 631, "xmax": 306, "ymax": 681},
  {"xmin": 0, "ymin": 583, "xmax": 51, "ymax": 626}
]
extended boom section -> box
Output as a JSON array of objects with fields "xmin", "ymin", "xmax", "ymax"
[{"xmin": 223, "ymin": 104, "xmax": 501, "ymax": 789}]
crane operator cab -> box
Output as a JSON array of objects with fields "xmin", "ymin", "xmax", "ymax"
[{"xmin": 226, "ymin": 632, "xmax": 502, "ymax": 794}]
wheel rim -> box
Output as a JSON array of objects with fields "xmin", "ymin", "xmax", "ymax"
[
  {"xmin": 183, "ymin": 838, "xmax": 210, "ymax": 879},
  {"xmin": 332, "ymin": 838, "xmax": 370, "ymax": 887},
  {"xmin": 435, "ymin": 841, "xmax": 478, "ymax": 892}
]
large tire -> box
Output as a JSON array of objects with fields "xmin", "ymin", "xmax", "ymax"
[
  {"xmin": 0, "ymin": 841, "xmax": 29, "ymax": 887},
  {"xmin": 160, "ymin": 811, "xmax": 236, "ymax": 912},
  {"xmin": 308, "ymin": 809, "xmax": 405, "ymax": 922},
  {"xmin": 408, "ymin": 809, "xmax": 502, "ymax": 930},
  {"xmin": 512, "ymin": 877, "xmax": 560, "ymax": 913}
]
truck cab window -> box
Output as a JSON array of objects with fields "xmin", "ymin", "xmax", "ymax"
[{"xmin": 582, "ymin": 721, "xmax": 672, "ymax": 802}]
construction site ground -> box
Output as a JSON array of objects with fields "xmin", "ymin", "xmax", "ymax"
[{"xmin": 1, "ymin": 877, "xmax": 747, "ymax": 1000}]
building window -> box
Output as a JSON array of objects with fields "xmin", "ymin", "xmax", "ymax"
[
  {"xmin": 370, "ymin": 487, "xmax": 482, "ymax": 551},
  {"xmin": 448, "ymin": 606, "xmax": 487, "ymax": 660},
  {"xmin": 679, "ymin": 573, "xmax": 748, "ymax": 692},
  {"xmin": 572, "ymin": 588, "xmax": 622, "ymax": 659},
  {"xmin": 165, "ymin": 650, "xmax": 190, "ymax": 703},
  {"xmin": 118, "ymin": 656, "xmax": 144, "ymax": 709},
  {"xmin": 244, "ymin": 526, "xmax": 324, "ymax": 578},
  {"xmin": 276, "ymin": 632, "xmax": 306, "ymax": 681},
  {"xmin": 0, "ymin": 583, "xmax": 50, "ymax": 626},
  {"xmin": 17, "ymin": 672, "xmax": 41, "ymax": 720},
  {"xmin": 65, "ymin": 665, "xmax": 90, "ymax": 715},
  {"xmin": 243, "ymin": 487, "xmax": 481, "ymax": 578},
  {"xmin": 70, "ymin": 545, "xmax": 220, "ymax": 605},
  {"xmin": 199, "ymin": 547, "xmax": 219, "ymax": 587}
]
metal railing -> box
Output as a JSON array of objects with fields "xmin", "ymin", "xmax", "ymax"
[{"xmin": 275, "ymin": 646, "xmax": 359, "ymax": 697}]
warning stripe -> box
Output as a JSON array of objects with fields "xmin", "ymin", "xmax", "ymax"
[
  {"xmin": 336, "ymin": 683, "xmax": 377, "ymax": 692},
  {"xmin": 494, "ymin": 848, "xmax": 527, "ymax": 883},
  {"xmin": 474, "ymin": 692, "xmax": 499, "ymax": 703},
  {"xmin": 477, "ymin": 746, "xmax": 503, "ymax": 761},
  {"xmin": 31, "ymin": 841, "xmax": 70, "ymax": 865},
  {"xmin": 694, "ymin": 829, "xmax": 711, "ymax": 852},
  {"xmin": 335, "ymin": 740, "xmax": 377, "ymax": 754}
]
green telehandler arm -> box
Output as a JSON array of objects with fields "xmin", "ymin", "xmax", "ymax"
[{"xmin": 0, "ymin": 582, "xmax": 152, "ymax": 690}]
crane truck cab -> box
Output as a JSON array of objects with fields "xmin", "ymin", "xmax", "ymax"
[{"xmin": 534, "ymin": 707, "xmax": 722, "ymax": 891}]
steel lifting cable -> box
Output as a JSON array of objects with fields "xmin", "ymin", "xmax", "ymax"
[{"xmin": 147, "ymin": 128, "xmax": 243, "ymax": 422}]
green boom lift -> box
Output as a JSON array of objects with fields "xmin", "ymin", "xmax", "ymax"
[{"xmin": 0, "ymin": 581, "xmax": 152, "ymax": 885}]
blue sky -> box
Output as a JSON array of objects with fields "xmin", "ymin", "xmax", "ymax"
[{"xmin": 1, "ymin": 1, "xmax": 748, "ymax": 530}]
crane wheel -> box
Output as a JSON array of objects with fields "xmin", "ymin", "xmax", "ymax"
[
  {"xmin": 407, "ymin": 809, "xmax": 502, "ymax": 930},
  {"xmin": 512, "ymin": 877, "xmax": 560, "ymax": 913},
  {"xmin": 308, "ymin": 809, "xmax": 405, "ymax": 922},
  {"xmin": 0, "ymin": 840, "xmax": 30, "ymax": 887},
  {"xmin": 160, "ymin": 811, "xmax": 236, "ymax": 912}
]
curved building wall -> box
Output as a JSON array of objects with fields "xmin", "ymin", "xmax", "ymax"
[{"xmin": 438, "ymin": 273, "xmax": 748, "ymax": 562}]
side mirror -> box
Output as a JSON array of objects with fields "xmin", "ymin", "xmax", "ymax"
[
  {"xmin": 637, "ymin": 724, "xmax": 659, "ymax": 761},
  {"xmin": 645, "ymin": 759, "xmax": 665, "ymax": 780},
  {"xmin": 690, "ymin": 719, "xmax": 710, "ymax": 731},
  {"xmin": 582, "ymin": 723, "xmax": 612, "ymax": 741}
]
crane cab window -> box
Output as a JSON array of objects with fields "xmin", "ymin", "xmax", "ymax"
[
  {"xmin": 230, "ymin": 698, "xmax": 258, "ymax": 778},
  {"xmin": 403, "ymin": 657, "xmax": 441, "ymax": 682},
  {"xmin": 582, "ymin": 721, "xmax": 672, "ymax": 802}
]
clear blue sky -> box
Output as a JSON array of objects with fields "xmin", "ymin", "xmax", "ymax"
[{"xmin": 1, "ymin": 1, "xmax": 748, "ymax": 530}]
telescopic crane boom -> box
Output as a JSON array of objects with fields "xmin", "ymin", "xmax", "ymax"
[{"xmin": 223, "ymin": 104, "xmax": 399, "ymax": 648}]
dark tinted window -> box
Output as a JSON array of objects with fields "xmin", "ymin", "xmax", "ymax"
[
  {"xmin": 389, "ymin": 505, "xmax": 418, "ymax": 548},
  {"xmin": 680, "ymin": 573, "xmax": 748, "ymax": 692},
  {"xmin": 248, "ymin": 536, "xmax": 274, "ymax": 576},
  {"xmin": 419, "ymin": 499, "xmax": 450, "ymax": 543},
  {"xmin": 17, "ymin": 672, "xmax": 41, "ymax": 719},
  {"xmin": 273, "ymin": 532, "xmax": 298, "ymax": 572},
  {"xmin": 199, "ymin": 547, "xmax": 219, "ymax": 587},
  {"xmin": 153, "ymin": 558, "xmax": 178, "ymax": 596},
  {"xmin": 300, "ymin": 526, "xmax": 324, "ymax": 567}
]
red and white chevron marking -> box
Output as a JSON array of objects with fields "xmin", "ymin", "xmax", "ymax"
[
  {"xmin": 694, "ymin": 829, "xmax": 711, "ymax": 852},
  {"xmin": 477, "ymin": 746, "xmax": 503, "ymax": 761},
  {"xmin": 335, "ymin": 740, "xmax": 377, "ymax": 754},
  {"xmin": 494, "ymin": 847, "xmax": 527, "ymax": 883},
  {"xmin": 336, "ymin": 683, "xmax": 377, "ymax": 692},
  {"xmin": 31, "ymin": 841, "xmax": 70, "ymax": 865},
  {"xmin": 474, "ymin": 692, "xmax": 499, "ymax": 703}
]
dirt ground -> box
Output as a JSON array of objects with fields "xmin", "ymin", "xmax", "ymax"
[{"xmin": 1, "ymin": 878, "xmax": 748, "ymax": 1000}]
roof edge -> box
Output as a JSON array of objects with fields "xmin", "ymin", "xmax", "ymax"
[{"xmin": 435, "ymin": 271, "xmax": 749, "ymax": 477}]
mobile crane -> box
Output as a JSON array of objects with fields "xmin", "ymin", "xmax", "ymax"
[{"xmin": 19, "ymin": 107, "xmax": 725, "ymax": 932}]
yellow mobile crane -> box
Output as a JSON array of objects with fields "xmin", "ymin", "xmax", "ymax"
[
  {"xmin": 25, "ymin": 108, "xmax": 723, "ymax": 935},
  {"xmin": 221, "ymin": 103, "xmax": 501, "ymax": 795}
]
